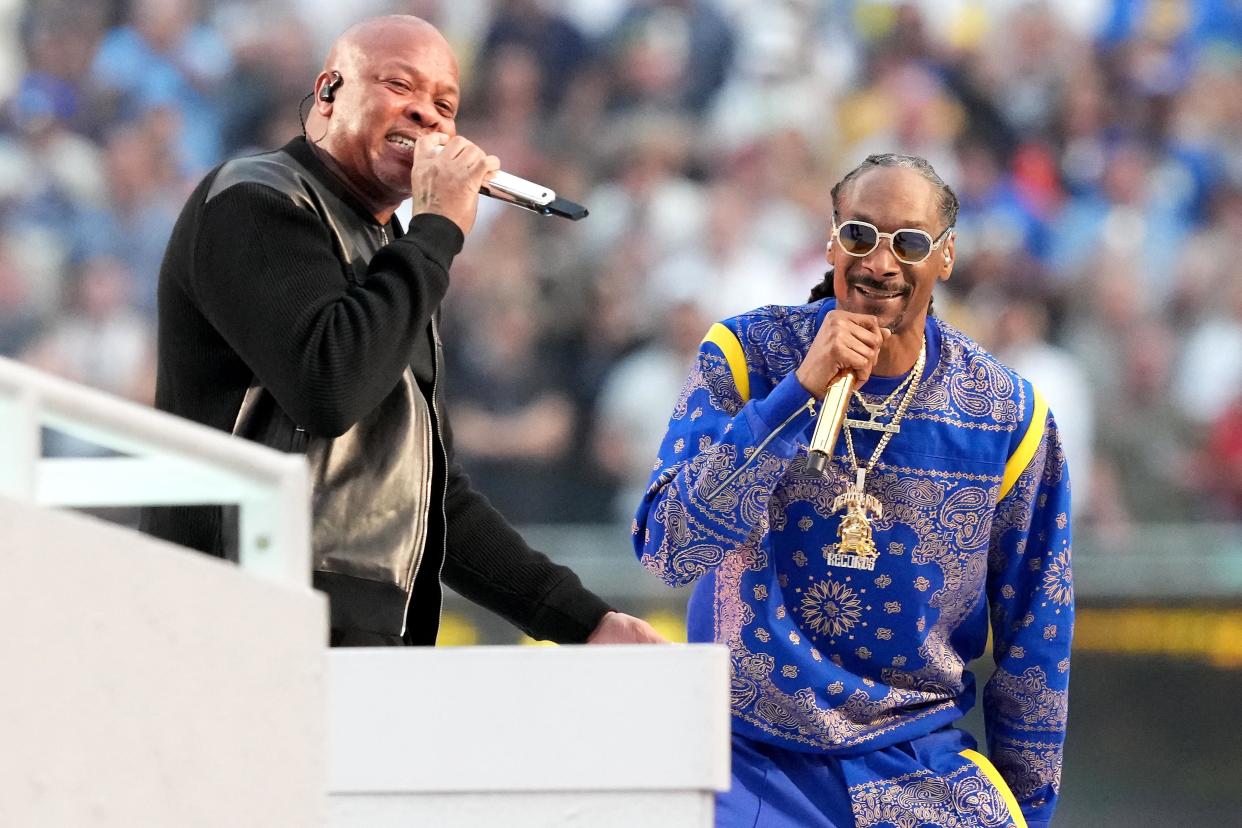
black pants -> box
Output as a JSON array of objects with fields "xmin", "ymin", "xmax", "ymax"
[{"xmin": 330, "ymin": 628, "xmax": 409, "ymax": 646}]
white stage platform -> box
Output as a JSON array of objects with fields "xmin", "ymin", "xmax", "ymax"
[{"xmin": 328, "ymin": 644, "xmax": 730, "ymax": 827}]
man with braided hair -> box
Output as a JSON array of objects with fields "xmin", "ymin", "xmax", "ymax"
[{"xmin": 635, "ymin": 154, "xmax": 1072, "ymax": 827}]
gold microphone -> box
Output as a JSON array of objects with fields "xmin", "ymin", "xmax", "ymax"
[{"xmin": 805, "ymin": 372, "xmax": 854, "ymax": 476}]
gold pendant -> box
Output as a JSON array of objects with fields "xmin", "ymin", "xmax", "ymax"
[{"xmin": 825, "ymin": 482, "xmax": 882, "ymax": 571}]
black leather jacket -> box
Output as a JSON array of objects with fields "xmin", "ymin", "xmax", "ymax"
[
  {"xmin": 208, "ymin": 148, "xmax": 444, "ymax": 635},
  {"xmin": 144, "ymin": 138, "xmax": 611, "ymax": 643}
]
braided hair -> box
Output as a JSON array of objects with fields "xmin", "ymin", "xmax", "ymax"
[{"xmin": 808, "ymin": 153, "xmax": 959, "ymax": 306}]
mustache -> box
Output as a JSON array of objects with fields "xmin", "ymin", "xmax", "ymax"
[{"xmin": 845, "ymin": 274, "xmax": 911, "ymax": 295}]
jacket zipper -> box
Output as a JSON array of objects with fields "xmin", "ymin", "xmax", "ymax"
[
  {"xmin": 396, "ymin": 318, "xmax": 449, "ymax": 638},
  {"xmin": 428, "ymin": 316, "xmax": 450, "ymax": 634},
  {"xmin": 705, "ymin": 396, "xmax": 816, "ymax": 501},
  {"xmin": 398, "ymin": 374, "xmax": 434, "ymax": 638}
]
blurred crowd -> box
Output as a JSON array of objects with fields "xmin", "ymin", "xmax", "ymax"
[{"xmin": 2, "ymin": 0, "xmax": 1241, "ymax": 531}]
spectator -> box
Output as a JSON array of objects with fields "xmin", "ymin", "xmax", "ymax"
[
  {"xmin": 593, "ymin": 295, "xmax": 710, "ymax": 521},
  {"xmin": 89, "ymin": 0, "xmax": 233, "ymax": 172},
  {"xmin": 0, "ymin": 236, "xmax": 43, "ymax": 356},
  {"xmin": 447, "ymin": 289, "xmax": 576, "ymax": 524},
  {"xmin": 476, "ymin": 0, "xmax": 593, "ymax": 112},
  {"xmin": 1175, "ymin": 277, "xmax": 1242, "ymax": 428},
  {"xmin": 217, "ymin": 7, "xmax": 317, "ymax": 155},
  {"xmin": 1206, "ymin": 395, "xmax": 1242, "ymax": 518},
  {"xmin": 605, "ymin": 0, "xmax": 736, "ymax": 116},
  {"xmin": 1048, "ymin": 139, "xmax": 1193, "ymax": 301},
  {"xmin": 0, "ymin": 0, "xmax": 1238, "ymax": 536},
  {"xmin": 20, "ymin": 254, "xmax": 153, "ymax": 404},
  {"xmin": 70, "ymin": 119, "xmax": 187, "ymax": 317},
  {"xmin": 991, "ymin": 296, "xmax": 1095, "ymax": 518},
  {"xmin": 648, "ymin": 180, "xmax": 804, "ymax": 320},
  {"xmin": 1095, "ymin": 319, "xmax": 1201, "ymax": 522}
]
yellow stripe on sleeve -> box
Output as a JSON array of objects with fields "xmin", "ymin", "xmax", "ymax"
[
  {"xmin": 998, "ymin": 386, "xmax": 1048, "ymax": 502},
  {"xmin": 702, "ymin": 322, "xmax": 750, "ymax": 404},
  {"xmin": 960, "ymin": 749, "xmax": 1028, "ymax": 828}
]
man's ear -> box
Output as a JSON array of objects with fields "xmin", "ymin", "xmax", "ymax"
[
  {"xmin": 314, "ymin": 71, "xmax": 342, "ymax": 114},
  {"xmin": 939, "ymin": 232, "xmax": 955, "ymax": 281}
]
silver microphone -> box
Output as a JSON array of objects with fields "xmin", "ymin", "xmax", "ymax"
[
  {"xmin": 481, "ymin": 171, "xmax": 589, "ymax": 221},
  {"xmin": 430, "ymin": 144, "xmax": 588, "ymax": 220},
  {"xmin": 805, "ymin": 372, "xmax": 855, "ymax": 476}
]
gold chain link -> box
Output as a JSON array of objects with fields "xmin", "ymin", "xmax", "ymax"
[{"xmin": 843, "ymin": 336, "xmax": 927, "ymax": 477}]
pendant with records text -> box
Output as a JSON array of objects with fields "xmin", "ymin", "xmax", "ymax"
[{"xmin": 825, "ymin": 483, "xmax": 882, "ymax": 571}]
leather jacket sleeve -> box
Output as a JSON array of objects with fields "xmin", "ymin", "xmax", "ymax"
[{"xmin": 437, "ymin": 407, "xmax": 614, "ymax": 643}]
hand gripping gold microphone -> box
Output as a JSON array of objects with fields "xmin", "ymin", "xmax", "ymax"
[{"xmin": 805, "ymin": 372, "xmax": 855, "ymax": 476}]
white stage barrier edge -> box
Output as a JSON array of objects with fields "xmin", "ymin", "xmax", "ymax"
[
  {"xmin": 0, "ymin": 496, "xmax": 328, "ymax": 827},
  {"xmin": 0, "ymin": 355, "xmax": 310, "ymax": 587},
  {"xmin": 327, "ymin": 643, "xmax": 732, "ymax": 794}
]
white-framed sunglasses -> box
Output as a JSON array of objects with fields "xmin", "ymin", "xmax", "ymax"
[{"xmin": 830, "ymin": 219, "xmax": 953, "ymax": 265}]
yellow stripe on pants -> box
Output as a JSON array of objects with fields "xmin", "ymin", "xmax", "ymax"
[{"xmin": 959, "ymin": 748, "xmax": 1028, "ymax": 828}]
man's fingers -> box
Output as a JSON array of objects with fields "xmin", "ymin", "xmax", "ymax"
[
  {"xmin": 418, "ymin": 135, "xmax": 497, "ymax": 176},
  {"xmin": 837, "ymin": 310, "xmax": 884, "ymax": 333},
  {"xmin": 851, "ymin": 324, "xmax": 886, "ymax": 351},
  {"xmin": 413, "ymin": 131, "xmax": 450, "ymax": 160},
  {"xmin": 442, "ymin": 135, "xmax": 489, "ymax": 162},
  {"xmin": 840, "ymin": 342, "xmax": 877, "ymax": 369},
  {"xmin": 839, "ymin": 326, "xmax": 885, "ymax": 361},
  {"xmin": 846, "ymin": 316, "xmax": 886, "ymax": 346},
  {"xmin": 839, "ymin": 345, "xmax": 875, "ymax": 376},
  {"xmin": 471, "ymin": 154, "xmax": 501, "ymax": 180},
  {"xmin": 438, "ymin": 139, "xmax": 498, "ymax": 188},
  {"xmin": 841, "ymin": 350, "xmax": 876, "ymax": 385},
  {"xmin": 798, "ymin": 308, "xmax": 891, "ymax": 397},
  {"xmin": 586, "ymin": 612, "xmax": 668, "ymax": 644},
  {"xmin": 817, "ymin": 311, "xmax": 883, "ymax": 348},
  {"xmin": 439, "ymin": 135, "xmax": 469, "ymax": 158}
]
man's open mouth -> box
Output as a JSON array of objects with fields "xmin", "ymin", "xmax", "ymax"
[{"xmin": 853, "ymin": 283, "xmax": 906, "ymax": 300}]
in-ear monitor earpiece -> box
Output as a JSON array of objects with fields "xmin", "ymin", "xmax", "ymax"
[{"xmin": 319, "ymin": 71, "xmax": 343, "ymax": 102}]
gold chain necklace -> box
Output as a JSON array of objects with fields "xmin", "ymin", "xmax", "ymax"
[
  {"xmin": 843, "ymin": 338, "xmax": 926, "ymax": 485},
  {"xmin": 851, "ymin": 366, "xmax": 915, "ymax": 419},
  {"xmin": 844, "ymin": 352, "xmax": 920, "ymax": 434},
  {"xmin": 825, "ymin": 337, "xmax": 926, "ymax": 572}
]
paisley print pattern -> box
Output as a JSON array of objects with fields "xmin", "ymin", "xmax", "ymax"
[
  {"xmin": 851, "ymin": 761, "xmax": 1019, "ymax": 828},
  {"xmin": 633, "ymin": 300, "xmax": 1073, "ymax": 825},
  {"xmin": 671, "ymin": 348, "xmax": 742, "ymax": 421},
  {"xmin": 984, "ymin": 666, "xmax": 1069, "ymax": 730},
  {"xmin": 993, "ymin": 738, "xmax": 1064, "ymax": 805},
  {"xmin": 908, "ymin": 327, "xmax": 1025, "ymax": 429}
]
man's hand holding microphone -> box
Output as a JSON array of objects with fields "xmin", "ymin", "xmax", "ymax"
[
  {"xmin": 408, "ymin": 132, "xmax": 500, "ymax": 236},
  {"xmin": 797, "ymin": 310, "xmax": 891, "ymax": 476}
]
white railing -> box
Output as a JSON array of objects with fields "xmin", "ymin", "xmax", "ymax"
[{"xmin": 0, "ymin": 356, "xmax": 310, "ymax": 587}]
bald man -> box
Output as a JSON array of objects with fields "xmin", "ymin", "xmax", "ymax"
[{"xmin": 142, "ymin": 16, "xmax": 662, "ymax": 646}]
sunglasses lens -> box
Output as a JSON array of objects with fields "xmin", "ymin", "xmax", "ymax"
[
  {"xmin": 892, "ymin": 231, "xmax": 933, "ymax": 263},
  {"xmin": 837, "ymin": 222, "xmax": 877, "ymax": 255}
]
